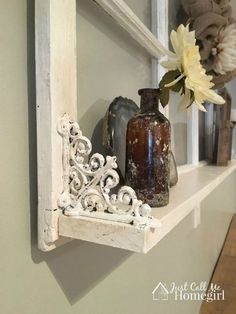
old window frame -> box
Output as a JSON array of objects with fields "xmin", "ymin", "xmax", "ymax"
[{"xmin": 35, "ymin": 0, "xmax": 199, "ymax": 251}]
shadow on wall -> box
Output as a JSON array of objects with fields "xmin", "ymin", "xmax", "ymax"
[
  {"xmin": 27, "ymin": 0, "xmax": 131, "ymax": 305},
  {"xmin": 78, "ymin": 98, "xmax": 109, "ymax": 156},
  {"xmin": 40, "ymin": 241, "xmax": 131, "ymax": 305}
]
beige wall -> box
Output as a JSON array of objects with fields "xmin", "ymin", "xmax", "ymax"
[
  {"xmin": 77, "ymin": 0, "xmax": 187, "ymax": 164},
  {"xmin": 0, "ymin": 1, "xmax": 236, "ymax": 314},
  {"xmin": 77, "ymin": 0, "xmax": 152, "ymax": 154}
]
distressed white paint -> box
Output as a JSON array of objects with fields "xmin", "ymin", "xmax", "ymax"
[
  {"xmin": 36, "ymin": 0, "xmax": 221, "ymax": 253},
  {"xmin": 187, "ymin": 104, "xmax": 199, "ymax": 165},
  {"xmin": 152, "ymin": 0, "xmax": 169, "ymax": 84},
  {"xmin": 59, "ymin": 162, "xmax": 236, "ymax": 253},
  {"xmin": 148, "ymin": 161, "xmax": 236, "ymax": 250},
  {"xmin": 59, "ymin": 215, "xmax": 149, "ymax": 253},
  {"xmin": 94, "ymin": 0, "xmax": 172, "ymax": 59},
  {"xmin": 57, "ymin": 114, "xmax": 160, "ymax": 229},
  {"xmin": 36, "ymin": 0, "xmax": 77, "ymax": 251},
  {"xmin": 36, "ymin": 0, "xmax": 169, "ymax": 252},
  {"xmin": 151, "ymin": 0, "xmax": 169, "ymax": 118},
  {"xmin": 153, "ymin": 0, "xmax": 198, "ymax": 167}
]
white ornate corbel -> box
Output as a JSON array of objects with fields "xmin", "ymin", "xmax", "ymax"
[{"xmin": 57, "ymin": 114, "xmax": 161, "ymax": 229}]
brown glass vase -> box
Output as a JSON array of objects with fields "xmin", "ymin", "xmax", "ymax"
[{"xmin": 125, "ymin": 88, "xmax": 171, "ymax": 207}]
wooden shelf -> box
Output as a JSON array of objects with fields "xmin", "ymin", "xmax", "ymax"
[{"xmin": 59, "ymin": 161, "xmax": 236, "ymax": 253}]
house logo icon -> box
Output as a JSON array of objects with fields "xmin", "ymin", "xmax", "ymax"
[{"xmin": 152, "ymin": 282, "xmax": 169, "ymax": 301}]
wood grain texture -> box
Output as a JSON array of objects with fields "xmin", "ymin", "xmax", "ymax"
[
  {"xmin": 59, "ymin": 162, "xmax": 236, "ymax": 253},
  {"xmin": 35, "ymin": 0, "xmax": 234, "ymax": 253},
  {"xmin": 36, "ymin": 0, "xmax": 77, "ymax": 251},
  {"xmin": 59, "ymin": 215, "xmax": 148, "ymax": 253},
  {"xmin": 201, "ymin": 215, "xmax": 236, "ymax": 314}
]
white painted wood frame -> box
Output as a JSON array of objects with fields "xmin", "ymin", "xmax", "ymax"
[
  {"xmin": 36, "ymin": 0, "xmax": 77, "ymax": 251},
  {"xmin": 94, "ymin": 0, "xmax": 171, "ymax": 59},
  {"xmin": 187, "ymin": 105, "xmax": 199, "ymax": 165},
  {"xmin": 152, "ymin": 0, "xmax": 199, "ymax": 165},
  {"xmin": 152, "ymin": 0, "xmax": 169, "ymax": 118},
  {"xmin": 36, "ymin": 0, "xmax": 200, "ymax": 252}
]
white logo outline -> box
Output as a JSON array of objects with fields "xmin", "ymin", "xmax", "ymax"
[{"xmin": 152, "ymin": 282, "xmax": 169, "ymax": 301}]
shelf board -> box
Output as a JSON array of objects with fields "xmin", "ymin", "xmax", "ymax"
[{"xmin": 59, "ymin": 161, "xmax": 236, "ymax": 253}]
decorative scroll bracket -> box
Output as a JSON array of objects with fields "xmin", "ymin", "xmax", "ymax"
[{"xmin": 57, "ymin": 114, "xmax": 161, "ymax": 230}]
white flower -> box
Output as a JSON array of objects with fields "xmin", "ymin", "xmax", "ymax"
[{"xmin": 162, "ymin": 24, "xmax": 225, "ymax": 112}]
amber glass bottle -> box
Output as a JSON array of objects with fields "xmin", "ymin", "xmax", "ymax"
[{"xmin": 126, "ymin": 88, "xmax": 171, "ymax": 207}]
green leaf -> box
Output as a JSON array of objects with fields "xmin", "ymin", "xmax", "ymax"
[
  {"xmin": 186, "ymin": 91, "xmax": 195, "ymax": 109},
  {"xmin": 160, "ymin": 88, "xmax": 170, "ymax": 108},
  {"xmin": 170, "ymin": 79, "xmax": 184, "ymax": 93},
  {"xmin": 159, "ymin": 70, "xmax": 181, "ymax": 89}
]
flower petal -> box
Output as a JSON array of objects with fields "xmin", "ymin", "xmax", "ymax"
[
  {"xmin": 161, "ymin": 24, "xmax": 225, "ymax": 112},
  {"xmin": 161, "ymin": 59, "xmax": 180, "ymax": 71},
  {"xmin": 199, "ymin": 89, "xmax": 225, "ymax": 105},
  {"xmin": 195, "ymin": 100, "xmax": 207, "ymax": 112}
]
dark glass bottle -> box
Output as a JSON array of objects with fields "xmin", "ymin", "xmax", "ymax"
[{"xmin": 126, "ymin": 88, "xmax": 171, "ymax": 207}]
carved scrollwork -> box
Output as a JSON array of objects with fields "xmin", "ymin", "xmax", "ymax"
[{"xmin": 57, "ymin": 114, "xmax": 161, "ymax": 229}]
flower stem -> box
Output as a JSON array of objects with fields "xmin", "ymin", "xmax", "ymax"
[{"xmin": 164, "ymin": 73, "xmax": 185, "ymax": 88}]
